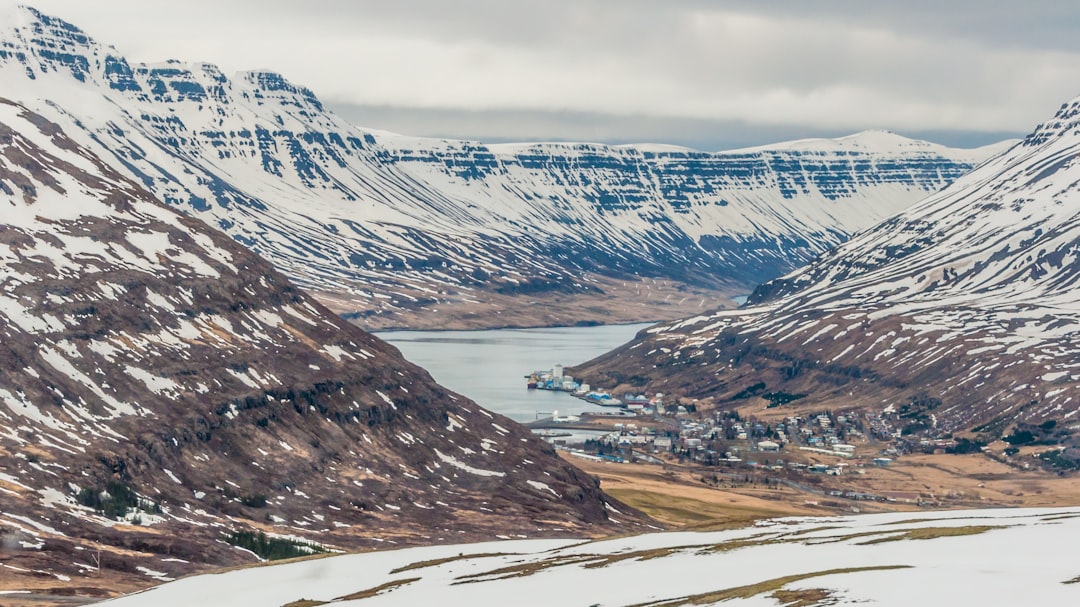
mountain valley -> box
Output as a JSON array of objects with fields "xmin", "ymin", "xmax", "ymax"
[
  {"xmin": 0, "ymin": 6, "xmax": 1008, "ymax": 330},
  {"xmin": 2, "ymin": 4, "xmax": 1080, "ymax": 607}
]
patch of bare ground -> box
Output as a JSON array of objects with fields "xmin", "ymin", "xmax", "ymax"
[
  {"xmin": 316, "ymin": 276, "xmax": 739, "ymax": 331},
  {"xmin": 452, "ymin": 555, "xmax": 602, "ymax": 585},
  {"xmin": 838, "ymin": 453, "xmax": 1080, "ymax": 509},
  {"xmin": 771, "ymin": 588, "xmax": 835, "ymax": 607},
  {"xmin": 563, "ymin": 446, "xmax": 1080, "ymax": 533},
  {"xmin": 334, "ymin": 577, "xmax": 421, "ymax": 601},
  {"xmin": 562, "ymin": 454, "xmax": 835, "ymax": 529},
  {"xmin": 390, "ymin": 552, "xmax": 511, "ymax": 574},
  {"xmin": 857, "ymin": 525, "xmax": 1001, "ymax": 545},
  {"xmin": 624, "ymin": 566, "xmax": 911, "ymax": 607},
  {"xmin": 279, "ymin": 577, "xmax": 421, "ymax": 607}
]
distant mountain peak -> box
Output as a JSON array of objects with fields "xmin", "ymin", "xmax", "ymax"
[
  {"xmin": 1023, "ymin": 93, "xmax": 1080, "ymax": 147},
  {"xmin": 239, "ymin": 69, "xmax": 325, "ymax": 111},
  {"xmin": 725, "ymin": 129, "xmax": 944, "ymax": 155}
]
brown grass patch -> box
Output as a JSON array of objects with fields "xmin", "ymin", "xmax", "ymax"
[
  {"xmin": 452, "ymin": 555, "xmax": 601, "ymax": 584},
  {"xmin": 581, "ymin": 547, "xmax": 686, "ymax": 569},
  {"xmin": 390, "ymin": 552, "xmax": 510, "ymax": 574},
  {"xmin": 771, "ymin": 588, "xmax": 834, "ymax": 606},
  {"xmin": 857, "ymin": 525, "xmax": 1001, "ymax": 545},
  {"xmin": 783, "ymin": 525, "xmax": 841, "ymax": 537},
  {"xmin": 1042, "ymin": 514, "xmax": 1080, "ymax": 522},
  {"xmin": 625, "ymin": 565, "xmax": 911, "ymax": 606},
  {"xmin": 788, "ymin": 529, "xmax": 903, "ymax": 545},
  {"xmin": 334, "ymin": 577, "xmax": 421, "ymax": 601},
  {"xmin": 603, "ymin": 487, "xmax": 801, "ymax": 531},
  {"xmin": 699, "ymin": 534, "xmax": 788, "ymax": 554}
]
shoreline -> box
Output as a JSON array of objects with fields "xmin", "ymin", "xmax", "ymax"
[{"xmin": 371, "ymin": 319, "xmax": 660, "ymax": 335}]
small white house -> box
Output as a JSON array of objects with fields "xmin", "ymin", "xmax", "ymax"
[{"xmin": 758, "ymin": 440, "xmax": 781, "ymax": 452}]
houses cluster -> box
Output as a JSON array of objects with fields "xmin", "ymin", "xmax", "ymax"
[
  {"xmin": 573, "ymin": 407, "xmax": 883, "ymax": 466},
  {"xmin": 640, "ymin": 407, "xmax": 914, "ymax": 475},
  {"xmin": 533, "ymin": 382, "xmax": 960, "ymax": 508},
  {"xmin": 586, "ymin": 422, "xmax": 675, "ymax": 453},
  {"xmin": 529, "ymin": 367, "xmax": 931, "ymax": 490}
]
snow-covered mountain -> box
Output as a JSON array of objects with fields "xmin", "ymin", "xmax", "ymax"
[
  {"xmin": 101, "ymin": 507, "xmax": 1080, "ymax": 607},
  {"xmin": 0, "ymin": 6, "xmax": 1006, "ymax": 329},
  {"xmin": 575, "ymin": 94, "xmax": 1080, "ymax": 462},
  {"xmin": 0, "ymin": 98, "xmax": 634, "ymax": 596}
]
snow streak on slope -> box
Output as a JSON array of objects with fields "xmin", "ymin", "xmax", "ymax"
[
  {"xmin": 580, "ymin": 94, "xmax": 1080, "ymax": 442},
  {"xmin": 0, "ymin": 6, "xmax": 1004, "ymax": 325},
  {"xmin": 101, "ymin": 507, "xmax": 1080, "ymax": 607}
]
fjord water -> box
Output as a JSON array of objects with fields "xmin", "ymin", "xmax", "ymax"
[{"xmin": 376, "ymin": 323, "xmax": 653, "ymax": 422}]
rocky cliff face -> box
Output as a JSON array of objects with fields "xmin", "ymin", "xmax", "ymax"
[
  {"xmin": 574, "ymin": 94, "xmax": 1080, "ymax": 461},
  {"xmin": 0, "ymin": 6, "xmax": 1006, "ymax": 328},
  {"xmin": 0, "ymin": 98, "xmax": 636, "ymax": 596}
]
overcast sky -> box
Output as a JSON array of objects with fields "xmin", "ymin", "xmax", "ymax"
[{"xmin": 11, "ymin": 0, "xmax": 1080, "ymax": 150}]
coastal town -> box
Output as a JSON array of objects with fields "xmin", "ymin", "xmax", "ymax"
[{"xmin": 525, "ymin": 364, "xmax": 1023, "ymax": 510}]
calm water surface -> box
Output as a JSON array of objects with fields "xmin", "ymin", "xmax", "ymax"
[{"xmin": 376, "ymin": 323, "xmax": 653, "ymax": 423}]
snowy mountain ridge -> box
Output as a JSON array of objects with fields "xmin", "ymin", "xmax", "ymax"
[
  {"xmin": 0, "ymin": 5, "xmax": 1006, "ymax": 328},
  {"xmin": 721, "ymin": 128, "xmax": 1005, "ymax": 157}
]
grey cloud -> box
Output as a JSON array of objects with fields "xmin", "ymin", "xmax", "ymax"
[
  {"xmin": 17, "ymin": 0, "xmax": 1080, "ymax": 145},
  {"xmin": 326, "ymin": 102, "xmax": 1024, "ymax": 151},
  {"xmin": 241, "ymin": 0, "xmax": 1080, "ymax": 55}
]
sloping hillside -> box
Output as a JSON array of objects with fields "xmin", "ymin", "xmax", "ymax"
[
  {"xmin": 574, "ymin": 94, "xmax": 1080, "ymax": 463},
  {"xmin": 0, "ymin": 98, "xmax": 637, "ymax": 599}
]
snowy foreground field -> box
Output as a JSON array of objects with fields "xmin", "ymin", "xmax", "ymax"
[{"xmin": 103, "ymin": 507, "xmax": 1080, "ymax": 606}]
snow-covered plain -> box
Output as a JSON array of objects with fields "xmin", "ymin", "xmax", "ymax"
[{"xmin": 101, "ymin": 507, "xmax": 1080, "ymax": 606}]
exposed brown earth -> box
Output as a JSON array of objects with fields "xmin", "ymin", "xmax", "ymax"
[
  {"xmin": 315, "ymin": 277, "xmax": 739, "ymax": 332},
  {"xmin": 566, "ymin": 449, "xmax": 1080, "ymax": 530}
]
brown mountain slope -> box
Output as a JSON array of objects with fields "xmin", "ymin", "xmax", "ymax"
[
  {"xmin": 573, "ymin": 96, "xmax": 1080, "ymax": 465},
  {"xmin": 0, "ymin": 98, "xmax": 643, "ymax": 598}
]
